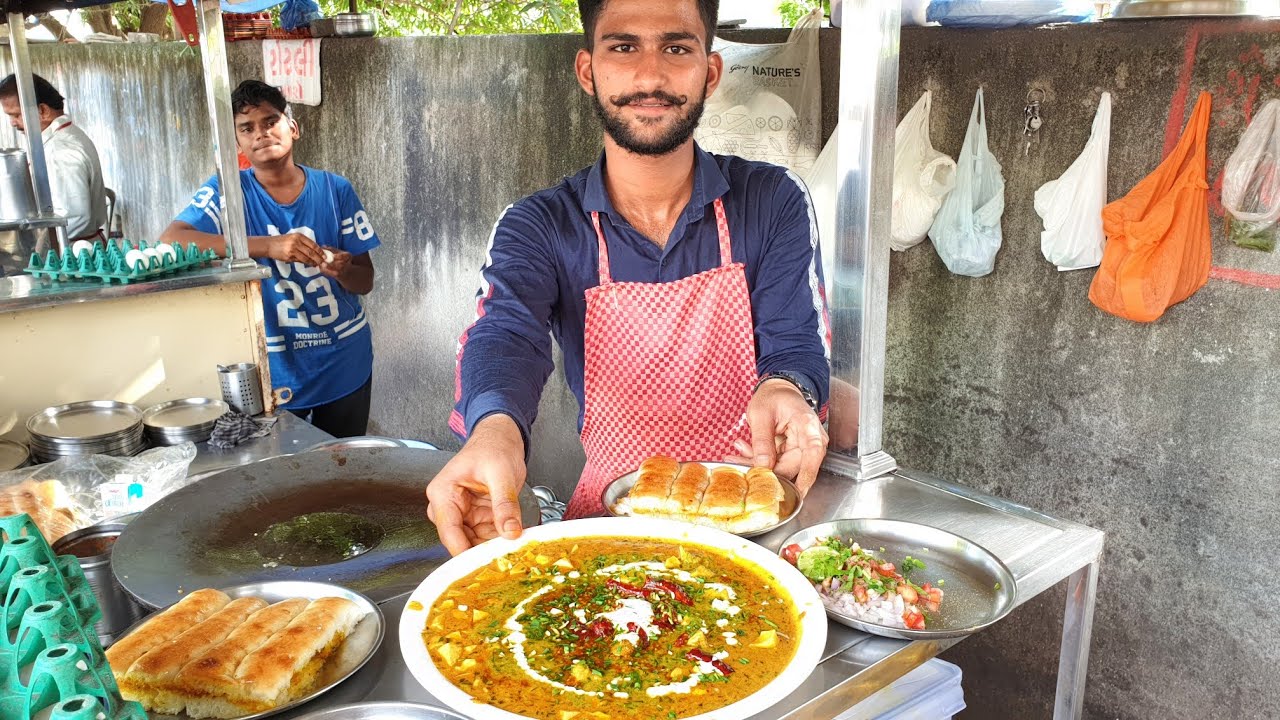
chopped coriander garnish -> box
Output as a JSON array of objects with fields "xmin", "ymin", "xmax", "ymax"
[
  {"xmin": 738, "ymin": 657, "xmax": 750, "ymax": 665},
  {"xmin": 994, "ymin": 581, "xmax": 1002, "ymax": 591},
  {"xmin": 901, "ymin": 556, "xmax": 927, "ymax": 576}
]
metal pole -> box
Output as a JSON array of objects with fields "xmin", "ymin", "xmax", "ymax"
[
  {"xmin": 6, "ymin": 13, "xmax": 55, "ymax": 217},
  {"xmin": 825, "ymin": 0, "xmax": 901, "ymax": 480},
  {"xmin": 193, "ymin": 0, "xmax": 252, "ymax": 265},
  {"xmin": 1053, "ymin": 559, "xmax": 1100, "ymax": 720}
]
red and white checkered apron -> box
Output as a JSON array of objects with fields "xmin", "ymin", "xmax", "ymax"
[{"xmin": 563, "ymin": 198, "xmax": 758, "ymax": 519}]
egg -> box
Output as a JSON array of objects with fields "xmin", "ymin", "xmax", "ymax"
[
  {"xmin": 322, "ymin": 248, "xmax": 335, "ymax": 264},
  {"xmin": 154, "ymin": 242, "xmax": 177, "ymax": 263},
  {"xmin": 124, "ymin": 248, "xmax": 147, "ymax": 271},
  {"xmin": 142, "ymin": 248, "xmax": 159, "ymax": 264},
  {"xmin": 70, "ymin": 239, "xmax": 94, "ymax": 258}
]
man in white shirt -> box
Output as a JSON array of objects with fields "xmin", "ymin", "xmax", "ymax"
[{"xmin": 0, "ymin": 73, "xmax": 107, "ymax": 240}]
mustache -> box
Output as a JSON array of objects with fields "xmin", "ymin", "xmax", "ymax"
[{"xmin": 608, "ymin": 90, "xmax": 688, "ymax": 108}]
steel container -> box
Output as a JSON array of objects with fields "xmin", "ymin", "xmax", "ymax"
[
  {"xmin": 218, "ymin": 362, "xmax": 265, "ymax": 415},
  {"xmin": 0, "ymin": 148, "xmax": 36, "ymax": 222},
  {"xmin": 52, "ymin": 521, "xmax": 148, "ymax": 645}
]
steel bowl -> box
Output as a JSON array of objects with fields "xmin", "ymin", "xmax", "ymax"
[
  {"xmin": 333, "ymin": 12, "xmax": 377, "ymax": 36},
  {"xmin": 53, "ymin": 522, "xmax": 148, "ymax": 644}
]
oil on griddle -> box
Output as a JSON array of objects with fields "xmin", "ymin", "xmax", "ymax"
[{"xmin": 198, "ymin": 480, "xmax": 440, "ymax": 585}]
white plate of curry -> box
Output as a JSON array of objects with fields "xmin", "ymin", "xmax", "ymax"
[{"xmin": 398, "ymin": 517, "xmax": 827, "ymax": 720}]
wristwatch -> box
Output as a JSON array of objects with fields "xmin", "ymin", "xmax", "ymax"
[{"xmin": 754, "ymin": 372, "xmax": 819, "ymax": 412}]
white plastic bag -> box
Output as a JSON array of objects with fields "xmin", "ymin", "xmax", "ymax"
[
  {"xmin": 696, "ymin": 9, "xmax": 822, "ymax": 173},
  {"xmin": 0, "ymin": 443, "xmax": 197, "ymax": 531},
  {"xmin": 1034, "ymin": 92, "xmax": 1111, "ymax": 271},
  {"xmin": 801, "ymin": 126, "xmax": 838, "ymax": 280},
  {"xmin": 928, "ymin": 88, "xmax": 1005, "ymax": 277},
  {"xmin": 892, "ymin": 91, "xmax": 957, "ymax": 251},
  {"xmin": 1221, "ymin": 98, "xmax": 1280, "ymax": 252}
]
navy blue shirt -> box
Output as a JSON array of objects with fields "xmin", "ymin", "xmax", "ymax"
[{"xmin": 450, "ymin": 145, "xmax": 830, "ymax": 443}]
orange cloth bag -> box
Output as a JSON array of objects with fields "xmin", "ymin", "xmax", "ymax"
[{"xmin": 1089, "ymin": 92, "xmax": 1213, "ymax": 322}]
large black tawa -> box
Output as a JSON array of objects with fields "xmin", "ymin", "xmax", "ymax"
[{"xmin": 112, "ymin": 447, "xmax": 541, "ymax": 608}]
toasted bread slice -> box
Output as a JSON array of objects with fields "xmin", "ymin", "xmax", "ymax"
[
  {"xmin": 106, "ymin": 589, "xmax": 231, "ymax": 686},
  {"xmin": 667, "ymin": 462, "xmax": 711, "ymax": 515},
  {"xmin": 626, "ymin": 456, "xmax": 680, "ymax": 514},
  {"xmin": 158, "ymin": 598, "xmax": 311, "ymax": 719},
  {"xmin": 220, "ymin": 597, "xmax": 366, "ymax": 709},
  {"xmin": 125, "ymin": 597, "xmax": 268, "ymax": 713},
  {"xmin": 698, "ymin": 466, "xmax": 747, "ymax": 518}
]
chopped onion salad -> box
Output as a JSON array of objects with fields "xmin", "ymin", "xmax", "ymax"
[{"xmin": 781, "ymin": 538, "xmax": 943, "ymax": 631}]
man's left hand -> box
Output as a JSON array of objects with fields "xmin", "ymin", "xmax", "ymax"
[
  {"xmin": 727, "ymin": 378, "xmax": 828, "ymax": 496},
  {"xmin": 319, "ymin": 248, "xmax": 352, "ymax": 279}
]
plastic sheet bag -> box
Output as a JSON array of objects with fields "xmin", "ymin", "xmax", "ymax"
[
  {"xmin": 1035, "ymin": 92, "xmax": 1112, "ymax": 271},
  {"xmin": 0, "ymin": 444, "xmax": 197, "ymax": 540},
  {"xmin": 925, "ymin": 0, "xmax": 1095, "ymax": 27},
  {"xmin": 695, "ymin": 9, "xmax": 823, "ymax": 173},
  {"xmin": 892, "ymin": 91, "xmax": 957, "ymax": 252},
  {"xmin": 802, "ymin": 125, "xmax": 838, "ymax": 279},
  {"xmin": 928, "ymin": 88, "xmax": 1005, "ymax": 277},
  {"xmin": 279, "ymin": 0, "xmax": 322, "ymax": 31},
  {"xmin": 1090, "ymin": 92, "xmax": 1213, "ymax": 322},
  {"xmin": 1221, "ymin": 98, "xmax": 1280, "ymax": 252}
]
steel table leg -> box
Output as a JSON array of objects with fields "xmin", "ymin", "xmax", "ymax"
[{"xmin": 1053, "ymin": 559, "xmax": 1100, "ymax": 720}]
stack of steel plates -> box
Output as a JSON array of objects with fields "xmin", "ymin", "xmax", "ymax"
[
  {"xmin": 141, "ymin": 398, "xmax": 228, "ymax": 446},
  {"xmin": 26, "ymin": 401, "xmax": 146, "ymax": 462},
  {"xmin": 0, "ymin": 438, "xmax": 30, "ymax": 471}
]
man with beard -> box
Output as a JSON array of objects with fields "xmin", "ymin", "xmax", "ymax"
[{"xmin": 427, "ymin": 0, "xmax": 830, "ymax": 554}]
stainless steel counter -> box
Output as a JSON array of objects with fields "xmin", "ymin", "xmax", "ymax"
[
  {"xmin": 185, "ymin": 410, "xmax": 334, "ymax": 480},
  {"xmin": 275, "ymin": 466, "xmax": 1104, "ymax": 720},
  {"xmin": 0, "ymin": 263, "xmax": 270, "ymax": 313}
]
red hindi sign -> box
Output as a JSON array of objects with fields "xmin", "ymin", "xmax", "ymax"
[{"xmin": 263, "ymin": 39, "xmax": 322, "ymax": 106}]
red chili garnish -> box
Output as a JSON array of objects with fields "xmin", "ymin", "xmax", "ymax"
[
  {"xmin": 645, "ymin": 578, "xmax": 693, "ymax": 606},
  {"xmin": 626, "ymin": 622, "xmax": 649, "ymax": 650},
  {"xmin": 711, "ymin": 659, "xmax": 735, "ymax": 675},
  {"xmin": 582, "ymin": 618, "xmax": 615, "ymax": 639},
  {"xmin": 676, "ymin": 632, "xmax": 689, "ymax": 646},
  {"xmin": 685, "ymin": 648, "xmax": 713, "ymax": 663},
  {"xmin": 653, "ymin": 613, "xmax": 676, "ymax": 630},
  {"xmin": 606, "ymin": 578, "xmax": 645, "ymax": 597}
]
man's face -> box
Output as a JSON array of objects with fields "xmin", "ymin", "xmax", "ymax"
[
  {"xmin": 576, "ymin": 0, "xmax": 721, "ymax": 156},
  {"xmin": 234, "ymin": 102, "xmax": 298, "ymax": 165},
  {"xmin": 1, "ymin": 96, "xmax": 55, "ymax": 133}
]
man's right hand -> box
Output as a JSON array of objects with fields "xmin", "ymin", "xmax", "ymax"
[
  {"xmin": 426, "ymin": 414, "xmax": 528, "ymax": 556},
  {"xmin": 250, "ymin": 232, "xmax": 328, "ymax": 266}
]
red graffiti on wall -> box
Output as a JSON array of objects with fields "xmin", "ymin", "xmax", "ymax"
[{"xmin": 1162, "ymin": 22, "xmax": 1280, "ymax": 290}]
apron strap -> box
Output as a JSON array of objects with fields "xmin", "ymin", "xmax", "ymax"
[
  {"xmin": 711, "ymin": 197, "xmax": 733, "ymax": 267},
  {"xmin": 591, "ymin": 197, "xmax": 735, "ymax": 286},
  {"xmin": 590, "ymin": 211, "xmax": 613, "ymax": 286}
]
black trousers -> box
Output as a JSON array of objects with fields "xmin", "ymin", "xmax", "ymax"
[{"xmin": 290, "ymin": 374, "xmax": 372, "ymax": 438}]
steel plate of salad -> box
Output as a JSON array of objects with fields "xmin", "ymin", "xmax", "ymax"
[{"xmin": 778, "ymin": 518, "xmax": 1018, "ymax": 640}]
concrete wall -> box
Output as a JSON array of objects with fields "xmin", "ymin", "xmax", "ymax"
[
  {"xmin": 891, "ymin": 19, "xmax": 1280, "ymax": 720},
  {"xmin": 4, "ymin": 20, "xmax": 1279, "ymax": 718}
]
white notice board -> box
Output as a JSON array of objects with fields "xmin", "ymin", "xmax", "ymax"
[{"xmin": 262, "ymin": 39, "xmax": 322, "ymax": 106}]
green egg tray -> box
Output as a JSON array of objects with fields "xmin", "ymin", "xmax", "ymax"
[
  {"xmin": 0, "ymin": 513, "xmax": 147, "ymax": 720},
  {"xmin": 24, "ymin": 238, "xmax": 219, "ymax": 285}
]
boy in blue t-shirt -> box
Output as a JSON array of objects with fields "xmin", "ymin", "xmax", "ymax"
[{"xmin": 160, "ymin": 80, "xmax": 380, "ymax": 437}]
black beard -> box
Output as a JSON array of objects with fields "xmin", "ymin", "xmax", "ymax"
[{"xmin": 591, "ymin": 86, "xmax": 706, "ymax": 156}]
